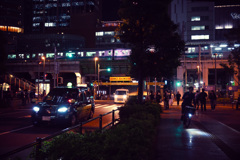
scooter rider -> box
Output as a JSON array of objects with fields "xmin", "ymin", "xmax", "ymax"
[{"xmin": 181, "ymin": 86, "xmax": 195, "ymax": 119}]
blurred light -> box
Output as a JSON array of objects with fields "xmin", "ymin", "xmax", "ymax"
[
  {"xmin": 58, "ymin": 107, "xmax": 68, "ymax": 113},
  {"xmin": 33, "ymin": 106, "xmax": 40, "ymax": 112}
]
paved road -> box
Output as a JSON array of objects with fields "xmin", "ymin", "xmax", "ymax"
[{"xmin": 0, "ymin": 99, "xmax": 122, "ymax": 159}]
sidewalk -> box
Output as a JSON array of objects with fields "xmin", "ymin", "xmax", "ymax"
[{"xmin": 155, "ymin": 102, "xmax": 240, "ymax": 160}]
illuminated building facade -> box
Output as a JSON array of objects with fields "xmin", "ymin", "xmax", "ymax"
[{"xmin": 171, "ymin": 0, "xmax": 240, "ymax": 97}]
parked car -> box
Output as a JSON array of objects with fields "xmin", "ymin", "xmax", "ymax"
[
  {"xmin": 114, "ymin": 89, "xmax": 129, "ymax": 103},
  {"xmin": 31, "ymin": 87, "xmax": 95, "ymax": 126}
]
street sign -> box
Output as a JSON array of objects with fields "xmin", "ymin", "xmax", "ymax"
[{"xmin": 109, "ymin": 77, "xmax": 132, "ymax": 81}]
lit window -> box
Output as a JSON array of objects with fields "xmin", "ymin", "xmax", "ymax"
[
  {"xmin": 187, "ymin": 47, "xmax": 196, "ymax": 53},
  {"xmin": 96, "ymin": 32, "xmax": 104, "ymax": 36},
  {"xmin": 99, "ymin": 51, "xmax": 105, "ymax": 56},
  {"xmin": 104, "ymin": 31, "xmax": 114, "ymax": 36},
  {"xmin": 215, "ymin": 48, "xmax": 222, "ymax": 51},
  {"xmin": 19, "ymin": 54, "xmax": 24, "ymax": 59},
  {"xmin": 86, "ymin": 52, "xmax": 96, "ymax": 57},
  {"xmin": 45, "ymin": 22, "xmax": 56, "ymax": 27},
  {"xmin": 191, "ymin": 35, "xmax": 209, "ymax": 40},
  {"xmin": 191, "ymin": 16, "xmax": 200, "ymax": 21},
  {"xmin": 58, "ymin": 52, "xmax": 63, "ymax": 56},
  {"xmin": 46, "ymin": 53, "xmax": 55, "ymax": 58},
  {"xmin": 26, "ymin": 54, "xmax": 30, "ymax": 59},
  {"xmin": 191, "ymin": 26, "xmax": 205, "ymax": 30},
  {"xmin": 215, "ymin": 26, "xmax": 223, "ymax": 29},
  {"xmin": 32, "ymin": 54, "xmax": 36, "ymax": 58},
  {"xmin": 225, "ymin": 25, "xmax": 233, "ymax": 29},
  {"xmin": 77, "ymin": 52, "xmax": 84, "ymax": 57},
  {"xmin": 8, "ymin": 54, "xmax": 16, "ymax": 59}
]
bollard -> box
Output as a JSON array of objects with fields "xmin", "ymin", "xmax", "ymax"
[
  {"xmin": 112, "ymin": 110, "xmax": 115, "ymax": 127},
  {"xmin": 99, "ymin": 114, "xmax": 102, "ymax": 131},
  {"xmin": 35, "ymin": 137, "xmax": 42, "ymax": 160},
  {"xmin": 79, "ymin": 122, "xmax": 83, "ymax": 134}
]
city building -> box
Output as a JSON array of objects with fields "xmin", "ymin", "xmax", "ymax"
[{"xmin": 171, "ymin": 0, "xmax": 240, "ymax": 97}]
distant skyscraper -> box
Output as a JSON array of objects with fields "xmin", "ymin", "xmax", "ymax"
[{"xmin": 32, "ymin": 0, "xmax": 102, "ymax": 33}]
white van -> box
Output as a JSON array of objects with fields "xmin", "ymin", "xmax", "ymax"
[{"xmin": 114, "ymin": 89, "xmax": 129, "ymax": 103}]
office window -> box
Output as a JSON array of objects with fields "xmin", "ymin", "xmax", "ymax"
[
  {"xmin": 187, "ymin": 47, "xmax": 196, "ymax": 53},
  {"xmin": 86, "ymin": 52, "xmax": 96, "ymax": 57},
  {"xmin": 96, "ymin": 32, "xmax": 104, "ymax": 36},
  {"xmin": 191, "ymin": 26, "xmax": 205, "ymax": 30},
  {"xmin": 191, "ymin": 35, "xmax": 209, "ymax": 40},
  {"xmin": 77, "ymin": 52, "xmax": 84, "ymax": 57},
  {"xmin": 191, "ymin": 16, "xmax": 200, "ymax": 21},
  {"xmin": 46, "ymin": 53, "xmax": 55, "ymax": 58}
]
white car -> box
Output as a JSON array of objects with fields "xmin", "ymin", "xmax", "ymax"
[{"xmin": 114, "ymin": 89, "xmax": 129, "ymax": 103}]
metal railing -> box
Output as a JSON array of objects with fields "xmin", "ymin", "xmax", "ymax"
[{"xmin": 0, "ymin": 109, "xmax": 120, "ymax": 160}]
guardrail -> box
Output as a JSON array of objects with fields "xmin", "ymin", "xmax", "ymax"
[{"xmin": 0, "ymin": 109, "xmax": 120, "ymax": 160}]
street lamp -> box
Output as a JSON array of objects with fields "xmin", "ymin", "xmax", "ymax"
[
  {"xmin": 41, "ymin": 56, "xmax": 46, "ymax": 97},
  {"xmin": 94, "ymin": 57, "xmax": 98, "ymax": 81},
  {"xmin": 214, "ymin": 53, "xmax": 217, "ymax": 93}
]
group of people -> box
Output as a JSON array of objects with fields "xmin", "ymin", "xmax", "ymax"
[{"xmin": 181, "ymin": 86, "xmax": 217, "ymax": 113}]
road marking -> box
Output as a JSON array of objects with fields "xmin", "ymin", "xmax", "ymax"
[
  {"xmin": 218, "ymin": 121, "xmax": 240, "ymax": 134},
  {"xmin": 0, "ymin": 125, "xmax": 33, "ymax": 136}
]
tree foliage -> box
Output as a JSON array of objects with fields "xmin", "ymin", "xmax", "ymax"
[
  {"xmin": 116, "ymin": 0, "xmax": 185, "ymax": 102},
  {"xmin": 220, "ymin": 26, "xmax": 240, "ymax": 85}
]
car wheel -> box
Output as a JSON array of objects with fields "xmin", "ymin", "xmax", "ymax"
[
  {"xmin": 69, "ymin": 114, "xmax": 77, "ymax": 126},
  {"xmin": 88, "ymin": 110, "xmax": 94, "ymax": 120}
]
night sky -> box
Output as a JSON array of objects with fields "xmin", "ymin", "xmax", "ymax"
[{"xmin": 102, "ymin": 0, "xmax": 120, "ymax": 21}]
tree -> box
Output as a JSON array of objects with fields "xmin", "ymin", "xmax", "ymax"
[
  {"xmin": 116, "ymin": 0, "xmax": 185, "ymax": 103},
  {"xmin": 220, "ymin": 26, "xmax": 240, "ymax": 85}
]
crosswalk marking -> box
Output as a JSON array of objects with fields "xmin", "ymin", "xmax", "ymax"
[{"xmin": 95, "ymin": 104, "xmax": 122, "ymax": 109}]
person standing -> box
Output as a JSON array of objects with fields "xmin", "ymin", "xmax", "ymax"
[
  {"xmin": 164, "ymin": 90, "xmax": 169, "ymax": 109},
  {"xmin": 176, "ymin": 91, "xmax": 181, "ymax": 106},
  {"xmin": 199, "ymin": 88, "xmax": 208, "ymax": 111},
  {"xmin": 156, "ymin": 90, "xmax": 161, "ymax": 104},
  {"xmin": 195, "ymin": 90, "xmax": 200, "ymax": 110},
  {"xmin": 209, "ymin": 90, "xmax": 217, "ymax": 110}
]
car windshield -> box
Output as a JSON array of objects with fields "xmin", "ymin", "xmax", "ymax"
[
  {"xmin": 43, "ymin": 88, "xmax": 78, "ymax": 104},
  {"xmin": 116, "ymin": 91, "xmax": 127, "ymax": 95}
]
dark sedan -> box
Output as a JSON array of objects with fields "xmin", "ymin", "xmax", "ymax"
[{"xmin": 31, "ymin": 87, "xmax": 95, "ymax": 126}]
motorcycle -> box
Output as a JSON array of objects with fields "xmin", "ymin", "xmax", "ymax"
[{"xmin": 182, "ymin": 106, "xmax": 196, "ymax": 128}]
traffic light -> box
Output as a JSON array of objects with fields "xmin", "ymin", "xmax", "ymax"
[
  {"xmin": 90, "ymin": 83, "xmax": 93, "ymax": 86},
  {"xmin": 107, "ymin": 68, "xmax": 111, "ymax": 72},
  {"xmin": 176, "ymin": 81, "xmax": 181, "ymax": 87}
]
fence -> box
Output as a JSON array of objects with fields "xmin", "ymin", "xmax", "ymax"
[{"xmin": 0, "ymin": 109, "xmax": 119, "ymax": 160}]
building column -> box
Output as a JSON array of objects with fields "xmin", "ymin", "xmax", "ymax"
[
  {"xmin": 202, "ymin": 63, "xmax": 209, "ymax": 87},
  {"xmin": 177, "ymin": 66, "xmax": 184, "ymax": 96},
  {"xmin": 75, "ymin": 72, "xmax": 81, "ymax": 86}
]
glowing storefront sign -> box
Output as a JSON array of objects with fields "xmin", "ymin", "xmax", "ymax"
[{"xmin": 231, "ymin": 13, "xmax": 240, "ymax": 19}]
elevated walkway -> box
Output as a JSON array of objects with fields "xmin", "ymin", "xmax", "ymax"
[{"xmin": 3, "ymin": 73, "xmax": 36, "ymax": 91}]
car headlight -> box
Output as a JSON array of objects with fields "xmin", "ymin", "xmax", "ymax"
[
  {"xmin": 188, "ymin": 113, "xmax": 192, "ymax": 118},
  {"xmin": 58, "ymin": 107, "xmax": 68, "ymax": 113},
  {"xmin": 114, "ymin": 95, "xmax": 118, "ymax": 98},
  {"xmin": 33, "ymin": 106, "xmax": 40, "ymax": 112},
  {"xmin": 123, "ymin": 95, "xmax": 127, "ymax": 99}
]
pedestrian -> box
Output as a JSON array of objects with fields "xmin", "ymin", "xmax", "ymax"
[
  {"xmin": 199, "ymin": 88, "xmax": 207, "ymax": 111},
  {"xmin": 156, "ymin": 90, "xmax": 161, "ymax": 104},
  {"xmin": 30, "ymin": 89, "xmax": 35, "ymax": 103},
  {"xmin": 176, "ymin": 91, "xmax": 181, "ymax": 106},
  {"xmin": 164, "ymin": 90, "xmax": 169, "ymax": 109},
  {"xmin": 169, "ymin": 91, "xmax": 174, "ymax": 106},
  {"xmin": 150, "ymin": 90, "xmax": 154, "ymax": 102},
  {"xmin": 195, "ymin": 90, "xmax": 200, "ymax": 110},
  {"xmin": 20, "ymin": 90, "xmax": 26, "ymax": 106},
  {"xmin": 209, "ymin": 90, "xmax": 217, "ymax": 110},
  {"xmin": 24, "ymin": 90, "xmax": 29, "ymax": 104}
]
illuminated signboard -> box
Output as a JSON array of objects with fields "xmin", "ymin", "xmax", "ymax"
[
  {"xmin": 231, "ymin": 13, "xmax": 240, "ymax": 20},
  {"xmin": 110, "ymin": 77, "xmax": 132, "ymax": 81}
]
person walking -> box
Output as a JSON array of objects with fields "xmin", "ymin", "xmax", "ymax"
[
  {"xmin": 209, "ymin": 90, "xmax": 217, "ymax": 110},
  {"xmin": 156, "ymin": 90, "xmax": 161, "ymax": 104},
  {"xmin": 150, "ymin": 90, "xmax": 154, "ymax": 102},
  {"xmin": 195, "ymin": 90, "xmax": 200, "ymax": 110},
  {"xmin": 176, "ymin": 91, "xmax": 181, "ymax": 106},
  {"xmin": 199, "ymin": 88, "xmax": 208, "ymax": 111},
  {"xmin": 164, "ymin": 90, "xmax": 169, "ymax": 109}
]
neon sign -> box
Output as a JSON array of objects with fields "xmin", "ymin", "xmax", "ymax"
[{"xmin": 231, "ymin": 13, "xmax": 240, "ymax": 19}]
